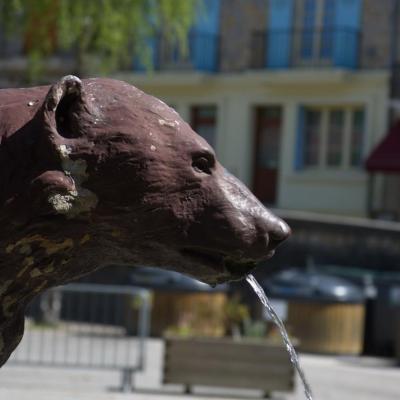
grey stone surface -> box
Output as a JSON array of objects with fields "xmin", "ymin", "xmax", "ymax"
[
  {"xmin": 361, "ymin": 0, "xmax": 392, "ymax": 69},
  {"xmin": 219, "ymin": 0, "xmax": 268, "ymax": 72}
]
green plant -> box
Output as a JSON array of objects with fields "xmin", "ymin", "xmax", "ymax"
[
  {"xmin": 243, "ymin": 319, "xmax": 267, "ymax": 338},
  {"xmin": 0, "ymin": 0, "xmax": 201, "ymax": 80},
  {"xmin": 223, "ymin": 294, "xmax": 250, "ymax": 339}
]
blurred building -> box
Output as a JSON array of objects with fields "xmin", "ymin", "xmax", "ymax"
[
  {"xmin": 118, "ymin": 0, "xmax": 399, "ymax": 219},
  {"xmin": 1, "ymin": 0, "xmax": 399, "ymax": 219}
]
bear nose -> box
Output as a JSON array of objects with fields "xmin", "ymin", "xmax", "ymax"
[
  {"xmin": 272, "ymin": 218, "xmax": 291, "ymax": 241},
  {"xmin": 267, "ymin": 219, "xmax": 291, "ymax": 250},
  {"xmin": 254, "ymin": 216, "xmax": 291, "ymax": 259}
]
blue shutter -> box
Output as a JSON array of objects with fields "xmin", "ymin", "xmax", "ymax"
[
  {"xmin": 267, "ymin": 0, "xmax": 294, "ymax": 68},
  {"xmin": 294, "ymin": 106, "xmax": 305, "ymax": 170},
  {"xmin": 192, "ymin": 0, "xmax": 221, "ymax": 71},
  {"xmin": 333, "ymin": 0, "xmax": 362, "ymax": 68}
]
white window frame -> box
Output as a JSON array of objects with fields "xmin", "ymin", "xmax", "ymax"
[
  {"xmin": 303, "ymin": 106, "xmax": 365, "ymax": 171},
  {"xmin": 296, "ymin": 0, "xmax": 336, "ymax": 65}
]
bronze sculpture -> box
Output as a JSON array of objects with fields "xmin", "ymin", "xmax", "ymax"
[{"xmin": 0, "ymin": 75, "xmax": 290, "ymax": 366}]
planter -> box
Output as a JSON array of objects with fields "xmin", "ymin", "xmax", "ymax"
[
  {"xmin": 151, "ymin": 291, "xmax": 227, "ymax": 337},
  {"xmin": 125, "ymin": 267, "xmax": 228, "ymax": 337},
  {"xmin": 287, "ymin": 301, "xmax": 365, "ymax": 354},
  {"xmin": 163, "ymin": 336, "xmax": 295, "ymax": 396}
]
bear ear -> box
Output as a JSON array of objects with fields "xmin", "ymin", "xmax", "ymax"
[{"xmin": 43, "ymin": 75, "xmax": 86, "ymax": 139}]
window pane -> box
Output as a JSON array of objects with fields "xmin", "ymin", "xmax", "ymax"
[
  {"xmin": 304, "ymin": 110, "xmax": 321, "ymax": 167},
  {"xmin": 327, "ymin": 110, "xmax": 344, "ymax": 166},
  {"xmin": 350, "ymin": 109, "xmax": 365, "ymax": 167},
  {"xmin": 191, "ymin": 106, "xmax": 217, "ymax": 148},
  {"xmin": 301, "ymin": 31, "xmax": 314, "ymax": 59},
  {"xmin": 320, "ymin": 0, "xmax": 335, "ymax": 58},
  {"xmin": 305, "ymin": 0, "xmax": 316, "ymax": 12},
  {"xmin": 195, "ymin": 106, "xmax": 216, "ymax": 120},
  {"xmin": 320, "ymin": 30, "xmax": 334, "ymax": 58},
  {"xmin": 257, "ymin": 107, "xmax": 282, "ymax": 169},
  {"xmin": 323, "ymin": 0, "xmax": 335, "ymax": 26},
  {"xmin": 301, "ymin": 0, "xmax": 316, "ymax": 59},
  {"xmin": 196, "ymin": 125, "xmax": 216, "ymax": 147}
]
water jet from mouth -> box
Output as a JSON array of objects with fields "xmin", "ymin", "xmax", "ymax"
[{"xmin": 246, "ymin": 274, "xmax": 314, "ymax": 400}]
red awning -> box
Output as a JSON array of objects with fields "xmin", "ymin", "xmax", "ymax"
[{"xmin": 365, "ymin": 120, "xmax": 400, "ymax": 173}]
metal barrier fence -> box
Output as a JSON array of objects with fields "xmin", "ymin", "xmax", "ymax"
[{"xmin": 10, "ymin": 283, "xmax": 151, "ymax": 392}]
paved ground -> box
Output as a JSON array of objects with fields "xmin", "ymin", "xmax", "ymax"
[{"xmin": 1, "ymin": 338, "xmax": 400, "ymax": 400}]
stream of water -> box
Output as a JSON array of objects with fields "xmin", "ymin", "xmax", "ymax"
[{"xmin": 246, "ymin": 274, "xmax": 314, "ymax": 400}]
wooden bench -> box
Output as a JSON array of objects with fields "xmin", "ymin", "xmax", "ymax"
[{"xmin": 163, "ymin": 337, "xmax": 295, "ymax": 397}]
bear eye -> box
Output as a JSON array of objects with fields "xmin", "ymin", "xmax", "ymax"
[{"xmin": 192, "ymin": 153, "xmax": 215, "ymax": 175}]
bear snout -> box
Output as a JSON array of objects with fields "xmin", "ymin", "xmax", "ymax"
[
  {"xmin": 222, "ymin": 214, "xmax": 290, "ymax": 280},
  {"xmin": 216, "ymin": 169, "xmax": 291, "ymax": 263},
  {"xmin": 253, "ymin": 214, "xmax": 291, "ymax": 260}
]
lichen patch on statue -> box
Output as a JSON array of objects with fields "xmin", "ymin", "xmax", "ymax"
[
  {"xmin": 49, "ymin": 143, "xmax": 98, "ymax": 216},
  {"xmin": 0, "ymin": 75, "xmax": 290, "ymax": 367}
]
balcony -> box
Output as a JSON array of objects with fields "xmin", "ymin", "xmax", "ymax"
[
  {"xmin": 134, "ymin": 32, "xmax": 220, "ymax": 73},
  {"xmin": 250, "ymin": 28, "xmax": 361, "ymax": 70}
]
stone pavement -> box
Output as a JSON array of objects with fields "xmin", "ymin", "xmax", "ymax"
[{"xmin": 1, "ymin": 339, "xmax": 400, "ymax": 400}]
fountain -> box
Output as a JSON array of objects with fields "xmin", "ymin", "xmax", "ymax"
[{"xmin": 246, "ymin": 274, "xmax": 314, "ymax": 400}]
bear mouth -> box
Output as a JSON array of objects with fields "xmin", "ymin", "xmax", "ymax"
[
  {"xmin": 181, "ymin": 246, "xmax": 257, "ymax": 282},
  {"xmin": 181, "ymin": 247, "xmax": 225, "ymax": 267}
]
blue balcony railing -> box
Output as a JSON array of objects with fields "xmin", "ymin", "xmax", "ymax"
[
  {"xmin": 134, "ymin": 32, "xmax": 220, "ymax": 73},
  {"xmin": 250, "ymin": 28, "xmax": 361, "ymax": 70}
]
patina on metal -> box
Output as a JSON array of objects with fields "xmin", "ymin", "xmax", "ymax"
[{"xmin": 0, "ymin": 75, "xmax": 290, "ymax": 366}]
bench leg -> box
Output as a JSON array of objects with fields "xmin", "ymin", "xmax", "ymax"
[
  {"xmin": 120, "ymin": 368, "xmax": 134, "ymax": 392},
  {"xmin": 184, "ymin": 385, "xmax": 192, "ymax": 394}
]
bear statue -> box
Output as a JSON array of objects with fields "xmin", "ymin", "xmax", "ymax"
[{"xmin": 0, "ymin": 75, "xmax": 290, "ymax": 367}]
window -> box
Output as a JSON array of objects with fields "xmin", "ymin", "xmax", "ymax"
[
  {"xmin": 326, "ymin": 110, "xmax": 344, "ymax": 166},
  {"xmin": 301, "ymin": 0, "xmax": 317, "ymax": 59},
  {"xmin": 191, "ymin": 106, "xmax": 217, "ymax": 148},
  {"xmin": 253, "ymin": 106, "xmax": 283, "ymax": 204},
  {"xmin": 303, "ymin": 110, "xmax": 321, "ymax": 166},
  {"xmin": 350, "ymin": 110, "xmax": 365, "ymax": 167},
  {"xmin": 301, "ymin": 107, "xmax": 365, "ymax": 170},
  {"xmin": 320, "ymin": 0, "xmax": 335, "ymax": 58},
  {"xmin": 256, "ymin": 107, "xmax": 282, "ymax": 169},
  {"xmin": 300, "ymin": 0, "xmax": 336, "ymax": 62}
]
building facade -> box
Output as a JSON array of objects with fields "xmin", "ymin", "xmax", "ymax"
[
  {"xmin": 119, "ymin": 0, "xmax": 393, "ymax": 218},
  {"xmin": 0, "ymin": 0, "xmax": 396, "ymax": 217}
]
